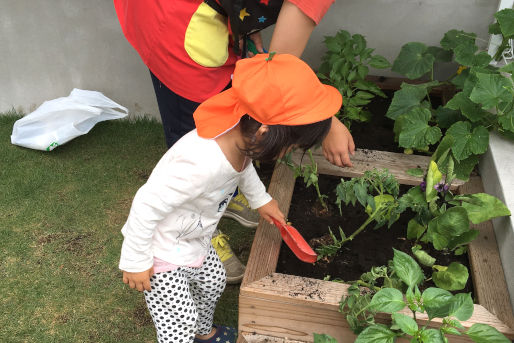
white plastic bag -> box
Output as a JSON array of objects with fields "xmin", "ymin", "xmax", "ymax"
[{"xmin": 11, "ymin": 89, "xmax": 128, "ymax": 151}]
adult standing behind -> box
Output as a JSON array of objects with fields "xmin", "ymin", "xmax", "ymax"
[{"xmin": 113, "ymin": 0, "xmax": 355, "ymax": 284}]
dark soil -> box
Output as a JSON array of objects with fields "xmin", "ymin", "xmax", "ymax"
[
  {"xmin": 275, "ymin": 174, "xmax": 474, "ymax": 295},
  {"xmin": 350, "ymin": 90, "xmax": 402, "ymax": 152},
  {"xmin": 349, "ymin": 90, "xmax": 444, "ymax": 152}
]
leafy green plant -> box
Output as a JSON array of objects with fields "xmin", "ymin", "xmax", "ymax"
[
  {"xmin": 280, "ymin": 149, "xmax": 328, "ymax": 210},
  {"xmin": 313, "ymin": 333, "xmax": 338, "ymax": 343},
  {"xmin": 317, "ymin": 30, "xmax": 391, "ymax": 129},
  {"xmin": 315, "ymin": 169, "xmax": 401, "ymax": 260},
  {"xmin": 400, "ymin": 160, "xmax": 511, "ymax": 257},
  {"xmin": 342, "ymin": 249, "xmax": 510, "ymax": 342},
  {"xmin": 489, "ymin": 8, "xmax": 514, "ymax": 61},
  {"xmin": 386, "ymin": 9, "xmax": 514, "ymax": 180},
  {"xmin": 315, "ymin": 226, "xmax": 346, "ymax": 260}
]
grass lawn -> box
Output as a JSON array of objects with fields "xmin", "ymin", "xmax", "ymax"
[{"xmin": 0, "ymin": 114, "xmax": 257, "ymax": 342}]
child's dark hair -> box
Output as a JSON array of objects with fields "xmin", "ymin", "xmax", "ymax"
[{"xmin": 239, "ymin": 114, "xmax": 332, "ymax": 161}]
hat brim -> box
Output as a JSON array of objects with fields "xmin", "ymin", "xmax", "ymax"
[
  {"xmin": 194, "ymin": 82, "xmax": 343, "ymax": 139},
  {"xmin": 194, "ymin": 88, "xmax": 247, "ymax": 139}
]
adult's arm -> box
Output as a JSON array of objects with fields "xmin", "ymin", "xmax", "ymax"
[{"xmin": 269, "ymin": 0, "xmax": 356, "ymax": 167}]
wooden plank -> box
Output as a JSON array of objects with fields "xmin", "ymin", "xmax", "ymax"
[
  {"xmin": 291, "ymin": 148, "xmax": 465, "ymax": 189},
  {"xmin": 241, "ymin": 332, "xmax": 307, "ymax": 343},
  {"xmin": 460, "ymin": 176, "xmax": 514, "ymax": 329},
  {"xmin": 241, "ymin": 162, "xmax": 296, "ymax": 287},
  {"xmin": 240, "ymin": 274, "xmax": 514, "ymax": 342}
]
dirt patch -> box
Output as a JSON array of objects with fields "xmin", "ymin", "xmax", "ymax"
[
  {"xmin": 276, "ymin": 174, "xmax": 473, "ymax": 295},
  {"xmin": 133, "ymin": 299, "xmax": 153, "ymax": 328}
]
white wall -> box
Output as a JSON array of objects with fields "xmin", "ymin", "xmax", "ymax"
[
  {"xmin": 0, "ymin": 0, "xmax": 500, "ymax": 118},
  {"xmin": 0, "ymin": 0, "xmax": 158, "ymax": 117}
]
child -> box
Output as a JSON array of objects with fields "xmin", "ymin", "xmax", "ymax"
[{"xmin": 119, "ymin": 53, "xmax": 342, "ymax": 343}]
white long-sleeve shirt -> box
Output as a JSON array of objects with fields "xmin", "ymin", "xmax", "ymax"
[{"xmin": 119, "ymin": 129, "xmax": 272, "ymax": 273}]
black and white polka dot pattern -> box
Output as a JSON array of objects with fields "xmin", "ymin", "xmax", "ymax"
[{"xmin": 144, "ymin": 246, "xmax": 227, "ymax": 343}]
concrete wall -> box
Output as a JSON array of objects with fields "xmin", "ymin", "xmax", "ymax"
[
  {"xmin": 0, "ymin": 0, "xmax": 500, "ymax": 118},
  {"xmin": 0, "ymin": 0, "xmax": 158, "ymax": 117}
]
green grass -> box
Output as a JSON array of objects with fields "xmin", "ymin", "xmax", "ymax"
[{"xmin": 0, "ymin": 114, "xmax": 256, "ymax": 342}]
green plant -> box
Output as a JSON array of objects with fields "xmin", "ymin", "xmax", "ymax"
[
  {"xmin": 313, "ymin": 333, "xmax": 338, "ymax": 343},
  {"xmin": 342, "ymin": 249, "xmax": 510, "ymax": 342},
  {"xmin": 280, "ymin": 149, "xmax": 328, "ymax": 210},
  {"xmin": 400, "ymin": 160, "xmax": 511, "ymax": 257},
  {"xmin": 386, "ymin": 9, "xmax": 514, "ymax": 180},
  {"xmin": 317, "ymin": 30, "xmax": 391, "ymax": 129},
  {"xmin": 330, "ymin": 169, "xmax": 400, "ymax": 244},
  {"xmin": 489, "ymin": 8, "xmax": 514, "ymax": 61},
  {"xmin": 315, "ymin": 169, "xmax": 401, "ymax": 260},
  {"xmin": 315, "ymin": 226, "xmax": 346, "ymax": 260}
]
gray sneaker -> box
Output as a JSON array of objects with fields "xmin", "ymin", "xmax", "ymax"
[
  {"xmin": 223, "ymin": 193, "xmax": 260, "ymax": 228},
  {"xmin": 211, "ymin": 230, "xmax": 246, "ymax": 284}
]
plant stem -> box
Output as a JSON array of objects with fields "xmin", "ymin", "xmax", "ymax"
[
  {"xmin": 344, "ymin": 211, "xmax": 378, "ymax": 243},
  {"xmin": 308, "ymin": 149, "xmax": 328, "ymax": 209}
]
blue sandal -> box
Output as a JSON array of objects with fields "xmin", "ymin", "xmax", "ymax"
[{"xmin": 194, "ymin": 325, "xmax": 237, "ymax": 343}]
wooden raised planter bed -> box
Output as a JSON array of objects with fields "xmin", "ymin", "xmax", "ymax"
[{"xmin": 237, "ymin": 148, "xmax": 514, "ymax": 343}]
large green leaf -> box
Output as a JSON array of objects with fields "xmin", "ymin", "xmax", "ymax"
[
  {"xmin": 392, "ymin": 249, "xmax": 424, "ymax": 287},
  {"xmin": 469, "ymin": 73, "xmax": 512, "ymax": 109},
  {"xmin": 427, "ymin": 206, "xmax": 470, "ymax": 250},
  {"xmin": 460, "ymin": 193, "xmax": 511, "ymax": 224},
  {"xmin": 386, "ymin": 83, "xmax": 434, "ymax": 120},
  {"xmin": 495, "ymin": 8, "xmax": 514, "ymax": 38},
  {"xmin": 422, "ymin": 287, "xmax": 454, "ymax": 319},
  {"xmin": 449, "ymin": 293, "xmax": 474, "ymax": 321},
  {"xmin": 434, "ymin": 106, "xmax": 463, "ymax": 129},
  {"xmin": 397, "ymin": 107, "xmax": 442, "ymax": 149},
  {"xmin": 444, "ymin": 92, "xmax": 491, "ymax": 123},
  {"xmin": 454, "ymin": 43, "xmax": 479, "ymax": 66},
  {"xmin": 498, "ymin": 108, "xmax": 514, "ymax": 133},
  {"xmin": 392, "ymin": 313, "xmax": 418, "ymax": 336},
  {"xmin": 392, "ymin": 42, "xmax": 435, "ymax": 79},
  {"xmin": 453, "ymin": 154, "xmax": 479, "ymax": 181},
  {"xmin": 446, "ymin": 121, "xmax": 489, "ymax": 161},
  {"xmin": 407, "ymin": 219, "xmax": 426, "ymax": 240},
  {"xmin": 447, "ymin": 229, "xmax": 479, "ymax": 250},
  {"xmin": 432, "ymin": 262, "xmax": 469, "ymax": 291},
  {"xmin": 420, "ymin": 328, "xmax": 445, "ymax": 343},
  {"xmin": 466, "ymin": 323, "xmax": 510, "ymax": 343},
  {"xmin": 425, "ymin": 161, "xmax": 442, "ymax": 203},
  {"xmin": 500, "ymin": 62, "xmax": 514, "ymax": 74},
  {"xmin": 427, "ymin": 46, "xmax": 453, "ymax": 62},
  {"xmin": 412, "ymin": 247, "xmax": 436, "ymax": 267},
  {"xmin": 369, "ymin": 55, "xmax": 391, "ymax": 69},
  {"xmin": 440, "ymin": 30, "xmax": 476, "ymax": 50},
  {"xmin": 370, "ymin": 288, "xmax": 405, "ymax": 313},
  {"xmin": 355, "ymin": 325, "xmax": 397, "ymax": 343}
]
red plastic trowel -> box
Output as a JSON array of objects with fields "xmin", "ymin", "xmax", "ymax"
[{"xmin": 272, "ymin": 218, "xmax": 317, "ymax": 263}]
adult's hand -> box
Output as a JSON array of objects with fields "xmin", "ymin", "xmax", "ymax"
[{"xmin": 322, "ymin": 117, "xmax": 355, "ymax": 168}]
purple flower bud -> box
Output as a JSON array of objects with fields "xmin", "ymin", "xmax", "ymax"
[
  {"xmin": 420, "ymin": 181, "xmax": 426, "ymax": 191},
  {"xmin": 434, "ymin": 181, "xmax": 449, "ymax": 193}
]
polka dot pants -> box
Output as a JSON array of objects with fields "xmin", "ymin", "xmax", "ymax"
[{"xmin": 144, "ymin": 246, "xmax": 227, "ymax": 343}]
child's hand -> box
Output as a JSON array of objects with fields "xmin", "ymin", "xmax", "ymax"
[
  {"xmin": 122, "ymin": 267, "xmax": 154, "ymax": 292},
  {"xmin": 257, "ymin": 199, "xmax": 286, "ymax": 226},
  {"xmin": 322, "ymin": 117, "xmax": 355, "ymax": 168}
]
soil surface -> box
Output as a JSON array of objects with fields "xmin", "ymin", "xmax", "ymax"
[
  {"xmin": 349, "ymin": 90, "xmax": 402, "ymax": 152},
  {"xmin": 275, "ymin": 174, "xmax": 474, "ymax": 295}
]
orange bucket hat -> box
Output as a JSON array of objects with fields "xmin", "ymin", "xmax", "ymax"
[{"xmin": 193, "ymin": 53, "xmax": 342, "ymax": 139}]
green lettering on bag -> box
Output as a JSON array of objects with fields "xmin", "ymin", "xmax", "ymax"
[{"xmin": 46, "ymin": 142, "xmax": 59, "ymax": 151}]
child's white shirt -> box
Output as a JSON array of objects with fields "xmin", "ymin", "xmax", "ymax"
[{"xmin": 119, "ymin": 129, "xmax": 272, "ymax": 273}]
